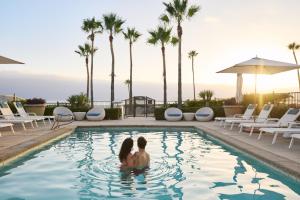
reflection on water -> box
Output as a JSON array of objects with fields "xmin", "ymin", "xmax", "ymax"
[{"xmin": 0, "ymin": 127, "xmax": 299, "ymax": 200}]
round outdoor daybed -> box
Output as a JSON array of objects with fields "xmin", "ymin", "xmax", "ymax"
[
  {"xmin": 164, "ymin": 107, "xmax": 183, "ymax": 121},
  {"xmin": 195, "ymin": 107, "xmax": 214, "ymax": 122},
  {"xmin": 86, "ymin": 107, "xmax": 105, "ymax": 121},
  {"xmin": 53, "ymin": 107, "xmax": 74, "ymax": 122}
]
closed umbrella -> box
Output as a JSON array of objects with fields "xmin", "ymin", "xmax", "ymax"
[
  {"xmin": 217, "ymin": 57, "xmax": 300, "ymax": 103},
  {"xmin": 0, "ymin": 55, "xmax": 24, "ymax": 64},
  {"xmin": 236, "ymin": 73, "xmax": 243, "ymax": 103}
]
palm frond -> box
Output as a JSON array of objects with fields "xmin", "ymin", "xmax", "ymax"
[
  {"xmin": 171, "ymin": 36, "xmax": 179, "ymax": 46},
  {"xmin": 187, "ymin": 5, "xmax": 200, "ymax": 18},
  {"xmin": 160, "ymin": 14, "xmax": 170, "ymax": 23}
]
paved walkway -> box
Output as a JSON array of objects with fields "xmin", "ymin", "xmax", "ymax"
[{"xmin": 0, "ymin": 117, "xmax": 299, "ymax": 179}]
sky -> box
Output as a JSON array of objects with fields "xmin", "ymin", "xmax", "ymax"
[{"xmin": 0, "ymin": 0, "xmax": 300, "ymax": 102}]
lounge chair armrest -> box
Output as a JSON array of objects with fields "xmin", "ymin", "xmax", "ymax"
[
  {"xmin": 27, "ymin": 112, "xmax": 37, "ymax": 116},
  {"xmin": 266, "ymin": 118, "xmax": 279, "ymax": 122},
  {"xmin": 287, "ymin": 122, "xmax": 300, "ymax": 128}
]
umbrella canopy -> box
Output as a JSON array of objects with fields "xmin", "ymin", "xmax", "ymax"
[
  {"xmin": 217, "ymin": 57, "xmax": 299, "ymax": 74},
  {"xmin": 0, "ymin": 55, "xmax": 24, "ymax": 64},
  {"xmin": 217, "ymin": 57, "xmax": 300, "ymax": 103}
]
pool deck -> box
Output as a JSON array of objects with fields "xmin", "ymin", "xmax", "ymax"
[{"xmin": 0, "ymin": 117, "xmax": 299, "ymax": 180}]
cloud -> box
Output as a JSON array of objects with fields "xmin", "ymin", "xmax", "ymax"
[{"xmin": 0, "ymin": 71, "xmax": 235, "ymax": 102}]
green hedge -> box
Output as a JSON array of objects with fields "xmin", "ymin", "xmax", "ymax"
[
  {"xmin": 154, "ymin": 107, "xmax": 167, "ymax": 120},
  {"xmin": 104, "ymin": 108, "xmax": 122, "ymax": 120},
  {"xmin": 44, "ymin": 105, "xmax": 57, "ymax": 116}
]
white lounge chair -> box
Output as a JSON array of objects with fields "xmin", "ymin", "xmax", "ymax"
[
  {"xmin": 13, "ymin": 102, "xmax": 54, "ymax": 124},
  {"xmin": 224, "ymin": 104, "xmax": 274, "ymax": 130},
  {"xmin": 164, "ymin": 107, "xmax": 182, "ymax": 121},
  {"xmin": 195, "ymin": 107, "xmax": 214, "ymax": 121},
  {"xmin": 86, "ymin": 107, "xmax": 105, "ymax": 121},
  {"xmin": 0, "ymin": 101, "xmax": 34, "ymax": 130},
  {"xmin": 289, "ymin": 134, "xmax": 300, "ymax": 149},
  {"xmin": 239, "ymin": 108, "xmax": 300, "ymax": 136},
  {"xmin": 258, "ymin": 122, "xmax": 300, "ymax": 144},
  {"xmin": 51, "ymin": 107, "xmax": 74, "ymax": 129},
  {"xmin": 215, "ymin": 104, "xmax": 257, "ymax": 126},
  {"xmin": 0, "ymin": 123, "xmax": 14, "ymax": 136}
]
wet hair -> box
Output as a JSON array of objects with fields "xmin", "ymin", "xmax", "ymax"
[
  {"xmin": 137, "ymin": 136, "xmax": 147, "ymax": 149},
  {"xmin": 119, "ymin": 138, "xmax": 134, "ymax": 162}
]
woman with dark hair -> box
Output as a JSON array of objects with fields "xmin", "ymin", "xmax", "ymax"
[{"xmin": 119, "ymin": 138, "xmax": 135, "ymax": 169}]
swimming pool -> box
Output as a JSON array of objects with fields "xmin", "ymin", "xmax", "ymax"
[{"xmin": 0, "ymin": 127, "xmax": 299, "ymax": 199}]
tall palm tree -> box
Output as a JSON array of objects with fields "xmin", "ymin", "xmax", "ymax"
[
  {"xmin": 124, "ymin": 79, "xmax": 130, "ymax": 98},
  {"xmin": 161, "ymin": 0, "xmax": 200, "ymax": 108},
  {"xmin": 148, "ymin": 26, "xmax": 178, "ymax": 106},
  {"xmin": 82, "ymin": 17, "xmax": 102, "ymax": 107},
  {"xmin": 288, "ymin": 42, "xmax": 300, "ymax": 90},
  {"xmin": 123, "ymin": 27, "xmax": 141, "ymax": 112},
  {"xmin": 188, "ymin": 50, "xmax": 198, "ymax": 100},
  {"xmin": 75, "ymin": 43, "xmax": 94, "ymax": 101},
  {"xmin": 103, "ymin": 13, "xmax": 125, "ymax": 108}
]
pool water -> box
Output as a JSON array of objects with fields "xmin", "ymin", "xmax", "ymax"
[{"xmin": 0, "ymin": 127, "xmax": 299, "ymax": 200}]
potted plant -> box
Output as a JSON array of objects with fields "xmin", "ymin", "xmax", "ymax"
[
  {"xmin": 222, "ymin": 97, "xmax": 244, "ymax": 117},
  {"xmin": 23, "ymin": 98, "xmax": 47, "ymax": 115},
  {"xmin": 67, "ymin": 93, "xmax": 90, "ymax": 120}
]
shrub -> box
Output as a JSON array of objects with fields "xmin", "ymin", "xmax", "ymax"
[
  {"xmin": 242, "ymin": 93, "xmax": 290, "ymax": 107},
  {"xmin": 270, "ymin": 105, "xmax": 289, "ymax": 118},
  {"xmin": 26, "ymin": 98, "xmax": 46, "ymax": 104},
  {"xmin": 223, "ymin": 97, "xmax": 237, "ymax": 105},
  {"xmin": 44, "ymin": 105, "xmax": 57, "ymax": 116},
  {"xmin": 154, "ymin": 107, "xmax": 167, "ymax": 120},
  {"xmin": 105, "ymin": 108, "xmax": 122, "ymax": 120},
  {"xmin": 67, "ymin": 93, "xmax": 89, "ymax": 112}
]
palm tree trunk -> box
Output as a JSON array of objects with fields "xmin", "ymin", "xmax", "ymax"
[
  {"xmin": 110, "ymin": 34, "xmax": 115, "ymax": 108},
  {"xmin": 85, "ymin": 57, "xmax": 90, "ymax": 101},
  {"xmin": 292, "ymin": 50, "xmax": 300, "ymax": 91},
  {"xmin": 161, "ymin": 45, "xmax": 167, "ymax": 107},
  {"xmin": 90, "ymin": 37, "xmax": 94, "ymax": 108},
  {"xmin": 192, "ymin": 57, "xmax": 195, "ymax": 101},
  {"xmin": 129, "ymin": 41, "xmax": 133, "ymax": 113},
  {"xmin": 177, "ymin": 23, "xmax": 183, "ymax": 108}
]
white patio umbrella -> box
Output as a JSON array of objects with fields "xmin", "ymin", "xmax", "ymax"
[
  {"xmin": 236, "ymin": 73, "xmax": 243, "ymax": 103},
  {"xmin": 217, "ymin": 57, "xmax": 300, "ymax": 103},
  {"xmin": 0, "ymin": 55, "xmax": 24, "ymax": 64}
]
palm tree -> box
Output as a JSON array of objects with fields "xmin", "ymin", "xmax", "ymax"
[
  {"xmin": 161, "ymin": 0, "xmax": 200, "ymax": 108},
  {"xmin": 75, "ymin": 43, "xmax": 94, "ymax": 101},
  {"xmin": 288, "ymin": 42, "xmax": 300, "ymax": 90},
  {"xmin": 124, "ymin": 79, "xmax": 130, "ymax": 98},
  {"xmin": 188, "ymin": 50, "xmax": 198, "ymax": 100},
  {"xmin": 103, "ymin": 13, "xmax": 125, "ymax": 108},
  {"xmin": 148, "ymin": 26, "xmax": 178, "ymax": 107},
  {"xmin": 82, "ymin": 17, "xmax": 103, "ymax": 108},
  {"xmin": 123, "ymin": 27, "xmax": 141, "ymax": 112}
]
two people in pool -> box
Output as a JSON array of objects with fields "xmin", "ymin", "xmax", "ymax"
[{"xmin": 118, "ymin": 136, "xmax": 150, "ymax": 170}]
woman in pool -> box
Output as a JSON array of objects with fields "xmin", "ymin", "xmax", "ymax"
[{"xmin": 118, "ymin": 138, "xmax": 135, "ymax": 169}]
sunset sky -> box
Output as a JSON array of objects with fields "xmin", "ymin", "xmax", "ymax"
[{"xmin": 1, "ymin": 0, "xmax": 300, "ymax": 101}]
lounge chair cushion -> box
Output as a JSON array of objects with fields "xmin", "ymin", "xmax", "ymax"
[{"xmin": 87, "ymin": 112, "xmax": 101, "ymax": 117}]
